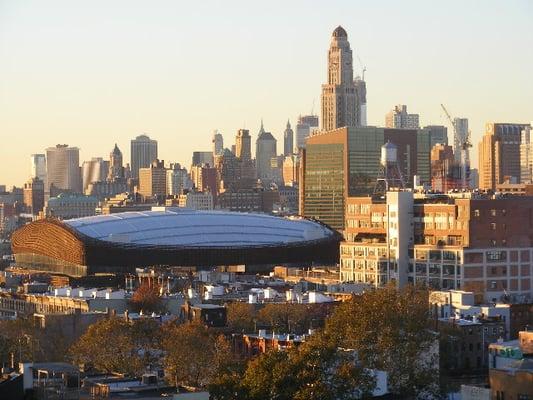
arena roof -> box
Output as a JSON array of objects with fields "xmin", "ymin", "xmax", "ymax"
[{"xmin": 64, "ymin": 209, "xmax": 335, "ymax": 247}]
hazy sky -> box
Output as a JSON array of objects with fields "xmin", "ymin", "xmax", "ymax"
[{"xmin": 1, "ymin": 0, "xmax": 532, "ymax": 187}]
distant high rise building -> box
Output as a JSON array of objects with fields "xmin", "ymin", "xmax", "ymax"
[
  {"xmin": 430, "ymin": 144, "xmax": 462, "ymax": 192},
  {"xmin": 520, "ymin": 126, "xmax": 533, "ymax": 183},
  {"xmin": 212, "ymin": 130, "xmax": 224, "ymax": 157},
  {"xmin": 23, "ymin": 177, "xmax": 45, "ymax": 215},
  {"xmin": 107, "ymin": 144, "xmax": 124, "ymax": 182},
  {"xmin": 255, "ymin": 121, "xmax": 277, "ymax": 182},
  {"xmin": 479, "ymin": 122, "xmax": 531, "ymax": 190},
  {"xmin": 321, "ymin": 26, "xmax": 361, "ymax": 130},
  {"xmin": 82, "ymin": 157, "xmax": 109, "ymax": 192},
  {"xmin": 385, "ymin": 105, "xmax": 420, "ymax": 129},
  {"xmin": 191, "ymin": 151, "xmax": 214, "ymax": 168},
  {"xmin": 295, "ymin": 115, "xmax": 319, "ymax": 149},
  {"xmin": 283, "ymin": 120, "xmax": 294, "ymax": 156},
  {"xmin": 138, "ymin": 159, "xmax": 166, "ymax": 198},
  {"xmin": 166, "ymin": 163, "xmax": 192, "ymax": 195},
  {"xmin": 130, "ymin": 134, "xmax": 158, "ymax": 179},
  {"xmin": 190, "ymin": 164, "xmax": 218, "ymax": 196},
  {"xmin": 424, "ymin": 125, "xmax": 448, "ymax": 148},
  {"xmin": 235, "ymin": 129, "xmax": 251, "ymax": 161},
  {"xmin": 30, "ymin": 154, "xmax": 46, "ymax": 182},
  {"xmin": 215, "ymin": 148, "xmax": 241, "ymax": 190},
  {"xmin": 354, "ymin": 77, "xmax": 367, "ymax": 126},
  {"xmin": 453, "ymin": 118, "xmax": 469, "ymax": 163},
  {"xmin": 282, "ymin": 154, "xmax": 300, "ymax": 186},
  {"xmin": 46, "ymin": 145, "xmax": 82, "ymax": 194}
]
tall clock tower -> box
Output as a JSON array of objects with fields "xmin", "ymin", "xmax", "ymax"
[{"xmin": 321, "ymin": 26, "xmax": 360, "ymax": 131}]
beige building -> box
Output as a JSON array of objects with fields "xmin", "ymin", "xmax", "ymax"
[
  {"xmin": 479, "ymin": 123, "xmax": 531, "ymax": 191},
  {"xmin": 178, "ymin": 191, "xmax": 213, "ymax": 210},
  {"xmin": 45, "ymin": 144, "xmax": 82, "ymax": 194},
  {"xmin": 320, "ymin": 26, "xmax": 362, "ymax": 131},
  {"xmin": 282, "ymin": 154, "xmax": 299, "ymax": 186},
  {"xmin": 138, "ymin": 159, "xmax": 166, "ymax": 198}
]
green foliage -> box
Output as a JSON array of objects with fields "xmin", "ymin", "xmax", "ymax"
[{"xmin": 0, "ymin": 318, "xmax": 37, "ymax": 365}]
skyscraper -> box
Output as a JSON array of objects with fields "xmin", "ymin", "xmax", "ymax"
[
  {"xmin": 46, "ymin": 145, "xmax": 82, "ymax": 194},
  {"xmin": 354, "ymin": 77, "xmax": 367, "ymax": 126},
  {"xmin": 82, "ymin": 157, "xmax": 109, "ymax": 192},
  {"xmin": 23, "ymin": 177, "xmax": 44, "ymax": 215},
  {"xmin": 479, "ymin": 123, "xmax": 531, "ymax": 190},
  {"xmin": 30, "ymin": 154, "xmax": 46, "ymax": 182},
  {"xmin": 295, "ymin": 115, "xmax": 319, "ymax": 149},
  {"xmin": 235, "ymin": 129, "xmax": 251, "ymax": 161},
  {"xmin": 255, "ymin": 121, "xmax": 277, "ymax": 182},
  {"xmin": 424, "ymin": 125, "xmax": 449, "ymax": 148},
  {"xmin": 283, "ymin": 120, "xmax": 294, "ymax": 156},
  {"xmin": 453, "ymin": 118, "xmax": 469, "ymax": 163},
  {"xmin": 385, "ymin": 105, "xmax": 420, "ymax": 129},
  {"xmin": 138, "ymin": 159, "xmax": 166, "ymax": 198},
  {"xmin": 108, "ymin": 144, "xmax": 124, "ymax": 182},
  {"xmin": 212, "ymin": 130, "xmax": 224, "ymax": 157},
  {"xmin": 321, "ymin": 26, "xmax": 361, "ymax": 131},
  {"xmin": 131, "ymin": 134, "xmax": 158, "ymax": 180}
]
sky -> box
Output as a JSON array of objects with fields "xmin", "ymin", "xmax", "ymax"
[{"xmin": 0, "ymin": 0, "xmax": 532, "ymax": 187}]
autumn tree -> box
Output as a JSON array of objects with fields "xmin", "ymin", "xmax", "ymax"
[
  {"xmin": 69, "ymin": 317, "xmax": 144, "ymax": 376},
  {"xmin": 257, "ymin": 303, "xmax": 316, "ymax": 334},
  {"xmin": 161, "ymin": 321, "xmax": 232, "ymax": 388},
  {"xmin": 209, "ymin": 332, "xmax": 375, "ymax": 400},
  {"xmin": 0, "ymin": 318, "xmax": 38, "ymax": 365},
  {"xmin": 225, "ymin": 302, "xmax": 256, "ymax": 333},
  {"xmin": 129, "ymin": 282, "xmax": 164, "ymax": 314},
  {"xmin": 325, "ymin": 284, "xmax": 439, "ymax": 398}
]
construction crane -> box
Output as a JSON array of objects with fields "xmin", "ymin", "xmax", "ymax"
[{"xmin": 440, "ymin": 104, "xmax": 472, "ymax": 189}]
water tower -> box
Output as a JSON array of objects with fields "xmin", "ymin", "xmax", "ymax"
[{"xmin": 373, "ymin": 141, "xmax": 405, "ymax": 195}]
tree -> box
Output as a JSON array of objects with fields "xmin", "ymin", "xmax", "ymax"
[
  {"xmin": 69, "ymin": 317, "xmax": 144, "ymax": 376},
  {"xmin": 225, "ymin": 302, "xmax": 256, "ymax": 333},
  {"xmin": 0, "ymin": 318, "xmax": 38, "ymax": 365},
  {"xmin": 161, "ymin": 321, "xmax": 231, "ymax": 388},
  {"xmin": 257, "ymin": 303, "xmax": 312, "ymax": 334},
  {"xmin": 209, "ymin": 332, "xmax": 375, "ymax": 400},
  {"xmin": 129, "ymin": 282, "xmax": 164, "ymax": 314},
  {"xmin": 325, "ymin": 284, "xmax": 439, "ymax": 398}
]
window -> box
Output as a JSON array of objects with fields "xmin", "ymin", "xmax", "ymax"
[
  {"xmin": 491, "ymin": 223, "xmax": 497, "ymax": 230},
  {"xmin": 487, "ymin": 251, "xmax": 506, "ymax": 262},
  {"xmin": 490, "ymin": 281, "xmax": 497, "ymax": 289},
  {"xmin": 490, "ymin": 209, "xmax": 497, "ymax": 216},
  {"xmin": 474, "ymin": 209, "xmax": 480, "ymax": 217}
]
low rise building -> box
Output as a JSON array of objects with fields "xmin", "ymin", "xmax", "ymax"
[
  {"xmin": 43, "ymin": 193, "xmax": 98, "ymax": 219},
  {"xmin": 178, "ymin": 191, "xmax": 214, "ymax": 210}
]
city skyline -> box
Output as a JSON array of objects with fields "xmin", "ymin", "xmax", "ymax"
[{"xmin": 1, "ymin": 0, "xmax": 533, "ymax": 187}]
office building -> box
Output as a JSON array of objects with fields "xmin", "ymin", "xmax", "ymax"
[
  {"xmin": 138, "ymin": 159, "xmax": 166, "ymax": 198},
  {"xmin": 212, "ymin": 130, "xmax": 224, "ymax": 157},
  {"xmin": 479, "ymin": 123, "xmax": 531, "ymax": 190},
  {"xmin": 191, "ymin": 151, "xmax": 214, "ymax": 168},
  {"xmin": 44, "ymin": 193, "xmax": 98, "ymax": 219},
  {"xmin": 190, "ymin": 164, "xmax": 218, "ymax": 196},
  {"xmin": 215, "ymin": 148, "xmax": 241, "ymax": 190},
  {"xmin": 235, "ymin": 129, "xmax": 252, "ymax": 161},
  {"xmin": 300, "ymin": 126, "xmax": 431, "ymax": 230},
  {"xmin": 424, "ymin": 125, "xmax": 448, "ymax": 147},
  {"xmin": 130, "ymin": 134, "xmax": 158, "ymax": 179},
  {"xmin": 385, "ymin": 105, "xmax": 420, "ymax": 129},
  {"xmin": 85, "ymin": 181, "xmax": 129, "ymax": 200},
  {"xmin": 23, "ymin": 177, "xmax": 45, "ymax": 215},
  {"xmin": 282, "ymin": 154, "xmax": 299, "ymax": 186},
  {"xmin": 295, "ymin": 115, "xmax": 319, "ymax": 150},
  {"xmin": 255, "ymin": 121, "xmax": 277, "ymax": 182},
  {"xmin": 178, "ymin": 190, "xmax": 214, "ymax": 210},
  {"xmin": 340, "ymin": 191, "xmax": 533, "ymax": 302},
  {"xmin": 431, "ymin": 144, "xmax": 462, "ymax": 191},
  {"xmin": 46, "ymin": 145, "xmax": 82, "ymax": 194},
  {"xmin": 454, "ymin": 118, "xmax": 469, "ymax": 163},
  {"xmin": 283, "ymin": 120, "xmax": 294, "ymax": 156},
  {"xmin": 166, "ymin": 163, "xmax": 192, "ymax": 195},
  {"xmin": 321, "ymin": 26, "xmax": 361, "ymax": 130},
  {"xmin": 30, "ymin": 154, "xmax": 46, "ymax": 182},
  {"xmin": 107, "ymin": 144, "xmax": 124, "ymax": 182},
  {"xmin": 354, "ymin": 77, "xmax": 367, "ymax": 127},
  {"xmin": 519, "ymin": 126, "xmax": 533, "ymax": 183},
  {"xmin": 82, "ymin": 157, "xmax": 109, "ymax": 192}
]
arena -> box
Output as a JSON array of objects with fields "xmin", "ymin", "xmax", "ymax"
[{"xmin": 11, "ymin": 208, "xmax": 341, "ymax": 277}]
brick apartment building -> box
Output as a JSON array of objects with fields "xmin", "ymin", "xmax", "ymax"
[{"xmin": 340, "ymin": 191, "xmax": 533, "ymax": 302}]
